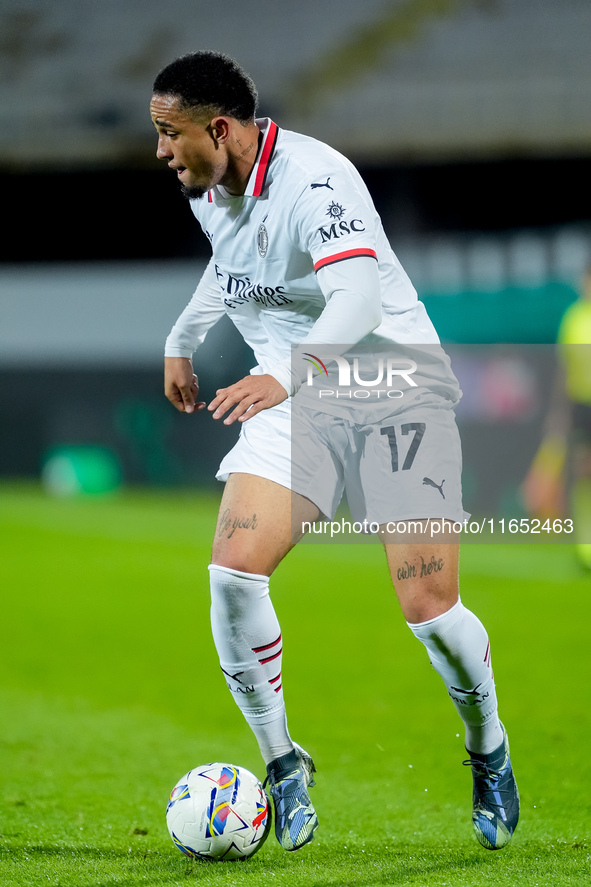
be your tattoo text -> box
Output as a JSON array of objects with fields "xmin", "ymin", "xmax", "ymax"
[{"xmin": 217, "ymin": 508, "xmax": 259, "ymax": 539}]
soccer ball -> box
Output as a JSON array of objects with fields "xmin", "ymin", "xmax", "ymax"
[{"xmin": 166, "ymin": 763, "xmax": 271, "ymax": 861}]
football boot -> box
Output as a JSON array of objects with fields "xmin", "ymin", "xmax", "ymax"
[
  {"xmin": 264, "ymin": 743, "xmax": 318, "ymax": 851},
  {"xmin": 463, "ymin": 723, "xmax": 520, "ymax": 850}
]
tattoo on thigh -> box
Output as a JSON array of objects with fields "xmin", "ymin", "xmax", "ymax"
[
  {"xmin": 396, "ymin": 560, "xmax": 417, "ymax": 580},
  {"xmin": 217, "ymin": 507, "xmax": 259, "ymax": 539},
  {"xmin": 396, "ymin": 555, "xmax": 445, "ymax": 581},
  {"xmin": 419, "ymin": 555, "xmax": 445, "ymax": 578}
]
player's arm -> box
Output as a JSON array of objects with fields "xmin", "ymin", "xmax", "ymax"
[
  {"xmin": 164, "ymin": 258, "xmax": 226, "ymax": 414},
  {"xmin": 208, "ymin": 171, "xmax": 383, "ymax": 423},
  {"xmin": 208, "ymin": 255, "xmax": 382, "ymax": 423},
  {"xmin": 269, "ymin": 254, "xmax": 382, "ymax": 396},
  {"xmin": 269, "ymin": 170, "xmax": 384, "ymax": 395}
]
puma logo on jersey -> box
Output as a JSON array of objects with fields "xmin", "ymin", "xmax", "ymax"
[
  {"xmin": 311, "ymin": 177, "xmax": 333, "ymax": 190},
  {"xmin": 423, "ymin": 477, "xmax": 446, "ymax": 499}
]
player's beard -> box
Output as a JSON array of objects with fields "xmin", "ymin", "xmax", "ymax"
[{"xmin": 180, "ymin": 182, "xmax": 207, "ymax": 200}]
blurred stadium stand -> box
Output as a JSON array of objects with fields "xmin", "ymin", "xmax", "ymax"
[
  {"xmin": 1, "ymin": 0, "xmax": 589, "ymax": 164},
  {"xmin": 1, "ymin": 0, "xmax": 590, "ymax": 492}
]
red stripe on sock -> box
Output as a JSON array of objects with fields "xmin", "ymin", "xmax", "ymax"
[
  {"xmin": 259, "ymin": 648, "xmax": 282, "ymax": 665},
  {"xmin": 252, "ymin": 634, "xmax": 282, "ymax": 654}
]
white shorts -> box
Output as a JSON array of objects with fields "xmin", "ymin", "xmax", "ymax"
[{"xmin": 216, "ymin": 399, "xmax": 466, "ymax": 525}]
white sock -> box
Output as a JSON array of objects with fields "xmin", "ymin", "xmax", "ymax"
[
  {"xmin": 209, "ymin": 564, "xmax": 294, "ymax": 764},
  {"xmin": 407, "ymin": 599, "xmax": 503, "ymax": 755}
]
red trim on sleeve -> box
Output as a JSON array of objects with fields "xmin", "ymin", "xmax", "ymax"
[
  {"xmin": 314, "ymin": 248, "xmax": 377, "ymax": 272},
  {"xmin": 252, "ymin": 120, "xmax": 278, "ymax": 197}
]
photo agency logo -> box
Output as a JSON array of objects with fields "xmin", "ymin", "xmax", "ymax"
[{"xmin": 302, "ymin": 352, "xmax": 418, "ymax": 400}]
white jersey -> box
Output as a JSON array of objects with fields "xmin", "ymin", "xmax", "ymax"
[{"xmin": 165, "ymin": 118, "xmax": 459, "ymax": 412}]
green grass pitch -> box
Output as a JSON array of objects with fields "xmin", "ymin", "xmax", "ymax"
[{"xmin": 0, "ymin": 483, "xmax": 589, "ymax": 886}]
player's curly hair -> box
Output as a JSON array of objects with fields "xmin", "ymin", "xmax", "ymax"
[{"xmin": 153, "ymin": 51, "xmax": 258, "ymax": 122}]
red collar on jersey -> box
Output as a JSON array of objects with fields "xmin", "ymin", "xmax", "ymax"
[{"xmin": 207, "ymin": 118, "xmax": 279, "ymax": 202}]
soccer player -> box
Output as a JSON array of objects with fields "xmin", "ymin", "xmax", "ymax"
[{"xmin": 151, "ymin": 51, "xmax": 519, "ymax": 852}]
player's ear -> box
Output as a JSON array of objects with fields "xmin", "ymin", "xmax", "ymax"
[{"xmin": 210, "ymin": 117, "xmax": 231, "ymax": 144}]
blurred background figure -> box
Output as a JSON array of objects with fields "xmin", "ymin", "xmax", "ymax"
[{"xmin": 523, "ymin": 266, "xmax": 591, "ymax": 566}]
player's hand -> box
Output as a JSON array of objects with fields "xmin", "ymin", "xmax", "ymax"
[
  {"xmin": 208, "ymin": 374, "xmax": 287, "ymax": 425},
  {"xmin": 164, "ymin": 356, "xmax": 207, "ymax": 414}
]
